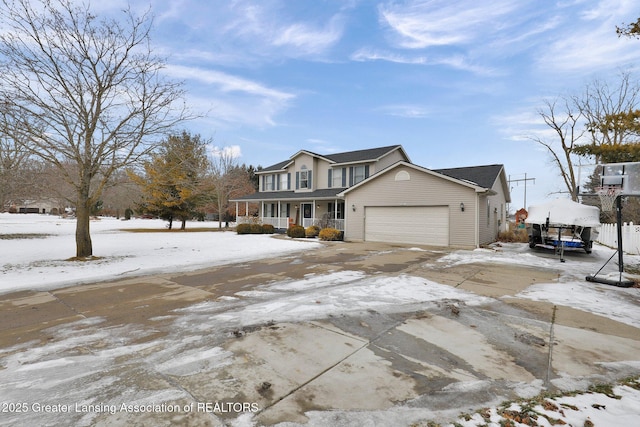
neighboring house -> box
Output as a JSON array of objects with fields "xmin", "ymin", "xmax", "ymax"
[
  {"xmin": 7, "ymin": 198, "xmax": 66, "ymax": 214},
  {"xmin": 231, "ymin": 145, "xmax": 510, "ymax": 248}
]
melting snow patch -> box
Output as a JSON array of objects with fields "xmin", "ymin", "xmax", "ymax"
[{"xmin": 514, "ymin": 281, "xmax": 640, "ymax": 328}]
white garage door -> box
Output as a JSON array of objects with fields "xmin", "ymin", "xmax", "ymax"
[{"xmin": 365, "ymin": 206, "xmax": 449, "ymax": 246}]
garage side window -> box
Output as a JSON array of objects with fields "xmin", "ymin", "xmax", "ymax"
[{"xmin": 487, "ymin": 199, "xmax": 490, "ymax": 226}]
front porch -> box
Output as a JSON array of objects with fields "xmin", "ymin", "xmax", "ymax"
[
  {"xmin": 238, "ymin": 216, "xmax": 345, "ymax": 231},
  {"xmin": 235, "ymin": 199, "xmax": 345, "ymax": 231}
]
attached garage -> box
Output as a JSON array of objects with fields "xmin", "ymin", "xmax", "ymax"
[
  {"xmin": 340, "ymin": 162, "xmax": 508, "ymax": 249},
  {"xmin": 365, "ymin": 206, "xmax": 449, "ymax": 246}
]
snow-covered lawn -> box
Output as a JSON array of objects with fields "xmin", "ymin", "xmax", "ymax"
[
  {"xmin": 0, "ymin": 213, "xmax": 321, "ymax": 294},
  {"xmin": 1, "ymin": 213, "xmax": 640, "ymax": 426}
]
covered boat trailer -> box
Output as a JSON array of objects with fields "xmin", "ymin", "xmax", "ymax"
[
  {"xmin": 526, "ymin": 199, "xmax": 599, "ymax": 263},
  {"xmin": 528, "ymin": 221, "xmax": 593, "ymax": 262}
]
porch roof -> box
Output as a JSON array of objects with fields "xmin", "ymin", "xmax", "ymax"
[{"xmin": 231, "ymin": 188, "xmax": 347, "ymax": 202}]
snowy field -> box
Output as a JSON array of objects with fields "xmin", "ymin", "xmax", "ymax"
[
  {"xmin": 0, "ymin": 213, "xmax": 321, "ymax": 294},
  {"xmin": 1, "ymin": 213, "xmax": 640, "ymax": 426}
]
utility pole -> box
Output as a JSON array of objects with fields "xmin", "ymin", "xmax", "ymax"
[{"xmin": 509, "ymin": 173, "xmax": 536, "ymax": 209}]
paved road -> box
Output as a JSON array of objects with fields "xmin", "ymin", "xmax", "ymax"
[{"xmin": 1, "ymin": 241, "xmax": 639, "ymax": 426}]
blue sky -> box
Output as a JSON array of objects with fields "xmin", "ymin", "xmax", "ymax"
[{"xmin": 114, "ymin": 0, "xmax": 640, "ymax": 209}]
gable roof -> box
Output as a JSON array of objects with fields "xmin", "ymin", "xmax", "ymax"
[
  {"xmin": 339, "ymin": 161, "xmax": 493, "ymax": 196},
  {"xmin": 259, "ymin": 159, "xmax": 293, "ymax": 173},
  {"xmin": 259, "ymin": 145, "xmax": 407, "ymax": 173},
  {"xmin": 434, "ymin": 164, "xmax": 510, "ymax": 203},
  {"xmin": 324, "ymin": 145, "xmax": 408, "ymax": 165},
  {"xmin": 434, "ymin": 164, "xmax": 503, "ymax": 189}
]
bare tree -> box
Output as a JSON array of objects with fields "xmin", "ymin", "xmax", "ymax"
[
  {"xmin": 528, "ymin": 97, "xmax": 586, "ymax": 201},
  {"xmin": 0, "ymin": 135, "xmax": 28, "ymax": 211},
  {"xmin": 530, "ymin": 72, "xmax": 640, "ymax": 201},
  {"xmin": 579, "ymin": 72, "xmax": 640, "ymax": 151},
  {"xmin": 0, "ymin": 0, "xmax": 190, "ymax": 257},
  {"xmin": 208, "ymin": 148, "xmax": 255, "ymax": 229}
]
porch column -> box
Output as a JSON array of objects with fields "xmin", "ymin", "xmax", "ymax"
[
  {"xmin": 245, "ymin": 201, "xmax": 248, "ymax": 217},
  {"xmin": 278, "ymin": 201, "xmax": 282, "ymax": 228},
  {"xmin": 334, "ymin": 199, "xmax": 338, "ymax": 222},
  {"xmin": 261, "ymin": 201, "xmax": 264, "ymax": 223},
  {"xmin": 235, "ymin": 202, "xmax": 238, "ymax": 221}
]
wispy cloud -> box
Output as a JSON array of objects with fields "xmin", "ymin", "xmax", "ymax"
[
  {"xmin": 163, "ymin": 65, "xmax": 295, "ymax": 128},
  {"xmin": 272, "ymin": 16, "xmax": 344, "ymax": 55},
  {"xmin": 305, "ymin": 138, "xmax": 342, "ymax": 153},
  {"xmin": 533, "ymin": 0, "xmax": 640, "ymax": 74},
  {"xmin": 214, "ymin": 1, "xmax": 345, "ymax": 59},
  {"xmin": 164, "ymin": 65, "xmax": 295, "ymax": 102},
  {"xmin": 376, "ymin": 104, "xmax": 432, "ymax": 119},
  {"xmin": 209, "ymin": 145, "xmax": 242, "ymax": 159},
  {"xmin": 378, "ymin": 0, "xmax": 519, "ymax": 49},
  {"xmin": 351, "ymin": 48, "xmax": 499, "ymax": 76},
  {"xmin": 351, "ymin": 48, "xmax": 427, "ymax": 64}
]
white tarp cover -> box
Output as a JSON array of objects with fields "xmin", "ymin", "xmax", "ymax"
[{"xmin": 526, "ymin": 198, "xmax": 601, "ymax": 227}]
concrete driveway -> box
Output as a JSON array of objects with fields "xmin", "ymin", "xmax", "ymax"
[{"xmin": 1, "ymin": 240, "xmax": 639, "ymax": 426}]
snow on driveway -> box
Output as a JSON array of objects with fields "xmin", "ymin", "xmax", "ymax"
[{"xmin": 1, "ymin": 214, "xmax": 640, "ymax": 427}]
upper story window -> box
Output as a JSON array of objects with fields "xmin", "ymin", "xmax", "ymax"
[
  {"xmin": 265, "ymin": 175, "xmax": 274, "ymax": 191},
  {"xmin": 297, "ymin": 165, "xmax": 312, "ymax": 190},
  {"xmin": 332, "ymin": 168, "xmax": 343, "ymax": 187},
  {"xmin": 280, "ymin": 173, "xmax": 289, "ymax": 190},
  {"xmin": 353, "ymin": 165, "xmax": 366, "ymax": 185}
]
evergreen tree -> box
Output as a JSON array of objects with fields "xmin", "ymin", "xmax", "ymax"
[{"xmin": 130, "ymin": 132, "xmax": 210, "ymax": 229}]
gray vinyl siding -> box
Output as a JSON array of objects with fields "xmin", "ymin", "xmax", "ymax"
[
  {"xmin": 478, "ymin": 172, "xmax": 508, "ymax": 245},
  {"xmin": 478, "ymin": 194, "xmax": 492, "ymax": 246},
  {"xmin": 373, "ymin": 149, "xmax": 407, "ymax": 173},
  {"xmin": 344, "ymin": 165, "xmax": 478, "ymax": 248}
]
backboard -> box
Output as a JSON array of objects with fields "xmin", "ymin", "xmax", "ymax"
[
  {"xmin": 599, "ymin": 162, "xmax": 640, "ymax": 195},
  {"xmin": 577, "ymin": 161, "xmax": 640, "ymax": 196}
]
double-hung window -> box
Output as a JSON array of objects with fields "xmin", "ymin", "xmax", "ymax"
[
  {"xmin": 280, "ymin": 173, "xmax": 289, "ymax": 190},
  {"xmin": 299, "ymin": 166, "xmax": 309, "ymax": 189},
  {"xmin": 265, "ymin": 175, "xmax": 274, "ymax": 191},
  {"xmin": 332, "ymin": 168, "xmax": 343, "ymax": 188},
  {"xmin": 353, "ymin": 165, "xmax": 366, "ymax": 185}
]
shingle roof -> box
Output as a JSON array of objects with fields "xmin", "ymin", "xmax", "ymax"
[
  {"xmin": 231, "ymin": 188, "xmax": 347, "ymax": 202},
  {"xmin": 260, "ymin": 145, "xmax": 404, "ymax": 172},
  {"xmin": 433, "ymin": 164, "xmax": 503, "ymax": 189},
  {"xmin": 259, "ymin": 159, "xmax": 292, "ymax": 173},
  {"xmin": 324, "ymin": 145, "xmax": 403, "ymax": 164}
]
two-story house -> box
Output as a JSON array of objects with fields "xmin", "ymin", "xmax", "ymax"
[
  {"xmin": 233, "ymin": 145, "xmax": 409, "ymax": 231},
  {"xmin": 231, "ymin": 145, "xmax": 510, "ymax": 248}
]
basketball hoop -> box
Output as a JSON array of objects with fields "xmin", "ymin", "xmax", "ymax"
[{"xmin": 596, "ymin": 186, "xmax": 622, "ymax": 212}]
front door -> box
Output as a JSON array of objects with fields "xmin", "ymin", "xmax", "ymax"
[{"xmin": 301, "ymin": 203, "xmax": 313, "ymax": 227}]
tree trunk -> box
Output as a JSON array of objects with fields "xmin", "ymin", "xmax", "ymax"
[
  {"xmin": 168, "ymin": 216, "xmax": 173, "ymax": 229},
  {"xmin": 218, "ymin": 200, "xmax": 224, "ymax": 229},
  {"xmin": 180, "ymin": 218, "xmax": 186, "ymax": 230},
  {"xmin": 75, "ymin": 200, "xmax": 93, "ymax": 258}
]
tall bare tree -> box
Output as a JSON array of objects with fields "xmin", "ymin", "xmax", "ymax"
[
  {"xmin": 0, "ymin": 135, "xmax": 28, "ymax": 211},
  {"xmin": 208, "ymin": 148, "xmax": 255, "ymax": 229},
  {"xmin": 530, "ymin": 72, "xmax": 640, "ymax": 200},
  {"xmin": 528, "ymin": 97, "xmax": 586, "ymax": 201},
  {"xmin": 0, "ymin": 0, "xmax": 189, "ymax": 257},
  {"xmin": 576, "ymin": 72, "xmax": 640, "ymax": 158}
]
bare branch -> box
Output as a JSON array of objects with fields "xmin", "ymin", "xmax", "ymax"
[{"xmin": 0, "ymin": 0, "xmax": 193, "ymax": 256}]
